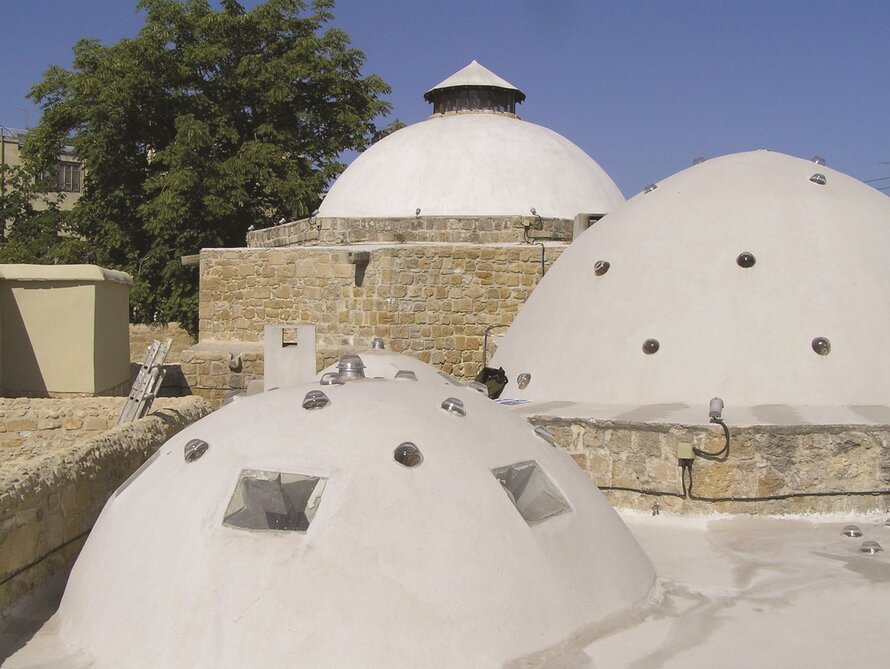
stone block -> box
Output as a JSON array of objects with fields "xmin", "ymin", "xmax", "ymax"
[
  {"xmin": 6, "ymin": 418, "xmax": 37, "ymax": 431},
  {"xmin": 83, "ymin": 417, "xmax": 109, "ymax": 431}
]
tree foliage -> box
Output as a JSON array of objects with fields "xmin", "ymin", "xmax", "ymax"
[
  {"xmin": 0, "ymin": 164, "xmax": 91, "ymax": 265},
  {"xmin": 25, "ymin": 0, "xmax": 392, "ymax": 333}
]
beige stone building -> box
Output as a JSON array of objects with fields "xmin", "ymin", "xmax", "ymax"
[
  {"xmin": 184, "ymin": 61, "xmax": 625, "ymax": 401},
  {"xmin": 1, "ymin": 125, "xmax": 83, "ymax": 213}
]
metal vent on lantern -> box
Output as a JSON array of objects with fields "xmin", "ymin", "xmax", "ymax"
[{"xmin": 338, "ymin": 355, "xmax": 366, "ymax": 379}]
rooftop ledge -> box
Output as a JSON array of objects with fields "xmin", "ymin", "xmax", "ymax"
[
  {"xmin": 503, "ymin": 400, "xmax": 890, "ymax": 427},
  {"xmin": 0, "ymin": 264, "xmax": 134, "ymax": 286}
]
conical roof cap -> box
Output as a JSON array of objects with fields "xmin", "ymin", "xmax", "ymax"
[{"xmin": 424, "ymin": 60, "xmax": 526, "ymax": 102}]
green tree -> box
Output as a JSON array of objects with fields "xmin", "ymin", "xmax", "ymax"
[
  {"xmin": 25, "ymin": 0, "xmax": 393, "ymax": 333},
  {"xmin": 0, "ymin": 164, "xmax": 90, "ymax": 264}
]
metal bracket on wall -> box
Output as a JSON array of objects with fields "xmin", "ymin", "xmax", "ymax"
[{"xmin": 117, "ymin": 338, "xmax": 172, "ymax": 425}]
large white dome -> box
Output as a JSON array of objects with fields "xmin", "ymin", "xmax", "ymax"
[
  {"xmin": 318, "ymin": 107, "xmax": 623, "ymax": 219},
  {"xmin": 492, "ymin": 150, "xmax": 890, "ymax": 412}
]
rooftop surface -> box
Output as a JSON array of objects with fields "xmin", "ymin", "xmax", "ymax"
[
  {"xmin": 3, "ymin": 511, "xmax": 888, "ymax": 667},
  {"xmin": 579, "ymin": 512, "xmax": 890, "ymax": 668}
]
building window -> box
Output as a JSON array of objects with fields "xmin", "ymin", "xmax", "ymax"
[{"xmin": 55, "ymin": 162, "xmax": 82, "ymax": 192}]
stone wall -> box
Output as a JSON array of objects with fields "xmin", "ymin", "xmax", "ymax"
[
  {"xmin": 129, "ymin": 322, "xmax": 196, "ymax": 395},
  {"xmin": 0, "ymin": 397, "xmax": 212, "ymax": 610},
  {"xmin": 129, "ymin": 323, "xmax": 195, "ymax": 364},
  {"xmin": 197, "ymin": 243, "xmax": 564, "ymax": 385},
  {"xmin": 536, "ymin": 416, "xmax": 890, "ymax": 515},
  {"xmin": 179, "ymin": 344, "xmax": 264, "ymax": 405},
  {"xmin": 246, "ymin": 215, "xmax": 572, "ymax": 248},
  {"xmin": 0, "ymin": 398, "xmax": 124, "ymax": 451}
]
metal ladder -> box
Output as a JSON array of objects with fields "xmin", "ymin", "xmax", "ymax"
[{"xmin": 118, "ymin": 338, "xmax": 172, "ymax": 425}]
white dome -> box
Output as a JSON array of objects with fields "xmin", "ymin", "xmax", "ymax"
[
  {"xmin": 49, "ymin": 358, "xmax": 654, "ymax": 667},
  {"xmin": 492, "ymin": 150, "xmax": 890, "ymax": 411},
  {"xmin": 317, "ymin": 113, "xmax": 624, "ymax": 219}
]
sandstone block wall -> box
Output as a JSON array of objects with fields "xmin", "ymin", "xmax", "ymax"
[
  {"xmin": 0, "ymin": 396, "xmax": 212, "ymax": 610},
  {"xmin": 535, "ymin": 416, "xmax": 890, "ymax": 515},
  {"xmin": 0, "ymin": 398, "xmax": 123, "ymax": 451},
  {"xmin": 179, "ymin": 346, "xmax": 264, "ymax": 405},
  {"xmin": 129, "ymin": 323, "xmax": 195, "ymax": 364},
  {"xmin": 198, "ymin": 243, "xmax": 565, "ymax": 383},
  {"xmin": 246, "ymin": 215, "xmax": 572, "ymax": 247},
  {"xmin": 129, "ymin": 322, "xmax": 197, "ymax": 396}
]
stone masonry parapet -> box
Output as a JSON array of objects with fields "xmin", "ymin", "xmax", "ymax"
[
  {"xmin": 0, "ymin": 398, "xmax": 126, "ymax": 453},
  {"xmin": 246, "ymin": 215, "xmax": 572, "ymax": 247},
  {"xmin": 0, "ymin": 396, "xmax": 213, "ymax": 610},
  {"xmin": 533, "ymin": 416, "xmax": 890, "ymax": 515}
]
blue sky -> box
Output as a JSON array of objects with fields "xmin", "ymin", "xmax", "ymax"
[{"xmin": 2, "ymin": 0, "xmax": 889, "ymax": 196}]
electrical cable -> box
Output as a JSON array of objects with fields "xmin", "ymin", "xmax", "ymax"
[
  {"xmin": 598, "ymin": 463, "xmax": 890, "ymax": 505},
  {"xmin": 598, "ymin": 484, "xmax": 686, "ymax": 499},
  {"xmin": 682, "ymin": 464, "xmax": 890, "ymax": 503},
  {"xmin": 692, "ymin": 418, "xmax": 730, "ymax": 460},
  {"xmin": 598, "ymin": 412, "xmax": 890, "ymax": 504},
  {"xmin": 0, "ymin": 528, "xmax": 91, "ymax": 588}
]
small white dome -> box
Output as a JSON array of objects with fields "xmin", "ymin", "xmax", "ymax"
[
  {"xmin": 492, "ymin": 150, "xmax": 890, "ymax": 410},
  {"xmin": 50, "ymin": 358, "xmax": 654, "ymax": 667},
  {"xmin": 317, "ymin": 61, "xmax": 623, "ymax": 219}
]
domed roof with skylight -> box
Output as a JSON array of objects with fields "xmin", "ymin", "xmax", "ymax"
[
  {"xmin": 317, "ymin": 61, "xmax": 623, "ymax": 220},
  {"xmin": 36, "ymin": 354, "xmax": 655, "ymax": 667},
  {"xmin": 492, "ymin": 150, "xmax": 890, "ymax": 418}
]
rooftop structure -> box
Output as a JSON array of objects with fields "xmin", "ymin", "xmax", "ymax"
[
  {"xmin": 492, "ymin": 150, "xmax": 890, "ymax": 424},
  {"xmin": 196, "ymin": 61, "xmax": 624, "ymax": 403},
  {"xmin": 5, "ymin": 356, "xmax": 654, "ymax": 666},
  {"xmin": 0, "ymin": 264, "xmax": 133, "ymax": 397},
  {"xmin": 316, "ymin": 61, "xmax": 622, "ymax": 220},
  {"xmin": 423, "ymin": 59, "xmax": 526, "ymax": 114}
]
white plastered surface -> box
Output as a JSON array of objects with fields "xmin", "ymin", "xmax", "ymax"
[
  {"xmin": 317, "ymin": 113, "xmax": 623, "ymax": 219},
  {"xmin": 493, "ymin": 150, "xmax": 890, "ymax": 409}
]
